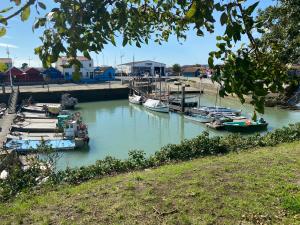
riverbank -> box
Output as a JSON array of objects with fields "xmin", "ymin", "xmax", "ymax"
[{"xmin": 1, "ymin": 141, "xmax": 299, "ymax": 224}]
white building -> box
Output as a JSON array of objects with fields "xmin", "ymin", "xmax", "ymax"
[
  {"xmin": 55, "ymin": 56, "xmax": 94, "ymax": 80},
  {"xmin": 117, "ymin": 60, "xmax": 166, "ymax": 76}
]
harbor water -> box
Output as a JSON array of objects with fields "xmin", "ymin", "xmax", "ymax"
[{"xmin": 57, "ymin": 94, "xmax": 300, "ymax": 169}]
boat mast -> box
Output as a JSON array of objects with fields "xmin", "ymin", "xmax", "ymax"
[{"xmin": 159, "ymin": 67, "xmax": 162, "ymax": 101}]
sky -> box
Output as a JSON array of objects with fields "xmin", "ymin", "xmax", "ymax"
[{"xmin": 0, "ymin": 0, "xmax": 275, "ymax": 68}]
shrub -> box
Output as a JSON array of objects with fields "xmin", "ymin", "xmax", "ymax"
[{"xmin": 1, "ymin": 123, "xmax": 300, "ymax": 201}]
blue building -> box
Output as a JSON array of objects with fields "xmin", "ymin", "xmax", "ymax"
[
  {"xmin": 182, "ymin": 67, "xmax": 201, "ymax": 77},
  {"xmin": 93, "ymin": 67, "xmax": 115, "ymax": 81},
  {"xmin": 42, "ymin": 67, "xmax": 63, "ymax": 80}
]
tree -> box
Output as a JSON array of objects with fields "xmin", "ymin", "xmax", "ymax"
[
  {"xmin": 21, "ymin": 63, "xmax": 28, "ymax": 70},
  {"xmin": 172, "ymin": 64, "xmax": 181, "ymax": 76},
  {"xmin": 257, "ymin": 0, "xmax": 300, "ymax": 65},
  {"xmin": 0, "ymin": 0, "xmax": 295, "ymax": 112},
  {"xmin": 0, "ymin": 62, "xmax": 8, "ymax": 72}
]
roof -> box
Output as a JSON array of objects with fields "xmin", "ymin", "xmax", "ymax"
[
  {"xmin": 0, "ymin": 58, "xmax": 12, "ymax": 64},
  {"xmin": 95, "ymin": 66, "xmax": 114, "ymax": 73},
  {"xmin": 59, "ymin": 56, "xmax": 91, "ymax": 61},
  {"xmin": 119, "ymin": 60, "xmax": 165, "ymax": 66},
  {"xmin": 182, "ymin": 67, "xmax": 201, "ymax": 73}
]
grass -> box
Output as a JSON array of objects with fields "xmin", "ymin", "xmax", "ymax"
[{"xmin": 1, "ymin": 142, "xmax": 300, "ymax": 224}]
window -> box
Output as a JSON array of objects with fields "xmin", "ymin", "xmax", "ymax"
[
  {"xmin": 89, "ymin": 63, "xmax": 91, "ymax": 67},
  {"xmin": 90, "ymin": 72, "xmax": 94, "ymax": 79}
]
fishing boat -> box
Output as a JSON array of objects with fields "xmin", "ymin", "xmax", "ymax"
[
  {"xmin": 223, "ymin": 119, "xmax": 268, "ymax": 132},
  {"xmin": 184, "ymin": 113, "xmax": 213, "ymax": 123},
  {"xmin": 143, "ymin": 99, "xmax": 169, "ymax": 113},
  {"xmin": 129, "ymin": 94, "xmax": 143, "ymax": 105}
]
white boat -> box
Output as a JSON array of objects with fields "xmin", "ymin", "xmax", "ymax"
[
  {"xmin": 184, "ymin": 114, "xmax": 213, "ymax": 123},
  {"xmin": 129, "ymin": 94, "xmax": 142, "ymax": 105},
  {"xmin": 143, "ymin": 99, "xmax": 169, "ymax": 113}
]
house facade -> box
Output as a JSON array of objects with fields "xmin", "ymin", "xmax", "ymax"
[
  {"xmin": 42, "ymin": 67, "xmax": 63, "ymax": 80},
  {"xmin": 117, "ymin": 60, "xmax": 166, "ymax": 76},
  {"xmin": 56, "ymin": 56, "xmax": 94, "ymax": 80},
  {"xmin": 93, "ymin": 67, "xmax": 116, "ymax": 81}
]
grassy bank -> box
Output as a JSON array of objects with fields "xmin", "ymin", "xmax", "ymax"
[{"xmin": 0, "ymin": 142, "xmax": 300, "ymax": 224}]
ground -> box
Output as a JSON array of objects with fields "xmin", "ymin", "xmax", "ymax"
[{"xmin": 0, "ymin": 142, "xmax": 300, "ymax": 224}]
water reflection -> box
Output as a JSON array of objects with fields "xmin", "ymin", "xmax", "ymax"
[{"xmin": 57, "ymin": 96, "xmax": 300, "ymax": 170}]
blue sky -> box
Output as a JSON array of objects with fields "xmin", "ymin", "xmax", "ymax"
[{"xmin": 0, "ymin": 0, "xmax": 274, "ymax": 67}]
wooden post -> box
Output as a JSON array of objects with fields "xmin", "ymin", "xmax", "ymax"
[
  {"xmin": 181, "ymin": 85, "xmax": 185, "ymax": 113},
  {"xmin": 2, "ymin": 85, "xmax": 5, "ymax": 94}
]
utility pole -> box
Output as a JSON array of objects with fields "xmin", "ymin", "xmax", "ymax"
[
  {"xmin": 28, "ymin": 57, "xmax": 32, "ymax": 67},
  {"xmin": 6, "ymin": 47, "xmax": 13, "ymax": 90}
]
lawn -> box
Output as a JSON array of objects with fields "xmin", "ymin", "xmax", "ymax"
[{"xmin": 0, "ymin": 142, "xmax": 300, "ymax": 224}]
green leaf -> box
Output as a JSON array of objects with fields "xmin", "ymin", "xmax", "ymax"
[
  {"xmin": 186, "ymin": 2, "xmax": 197, "ymax": 19},
  {"xmin": 38, "ymin": 2, "xmax": 46, "ymax": 10},
  {"xmin": 220, "ymin": 12, "xmax": 228, "ymax": 26},
  {"xmin": 246, "ymin": 2, "xmax": 259, "ymax": 15},
  {"xmin": 21, "ymin": 6, "xmax": 31, "ymax": 21},
  {"xmin": 83, "ymin": 51, "xmax": 91, "ymax": 60},
  {"xmin": 0, "ymin": 27, "xmax": 6, "ymax": 37},
  {"xmin": 208, "ymin": 57, "xmax": 214, "ymax": 68}
]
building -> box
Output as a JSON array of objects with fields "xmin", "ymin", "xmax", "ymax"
[
  {"xmin": 0, "ymin": 58, "xmax": 12, "ymax": 68},
  {"xmin": 55, "ymin": 56, "xmax": 94, "ymax": 80},
  {"xmin": 117, "ymin": 60, "xmax": 166, "ymax": 76},
  {"xmin": 4, "ymin": 67, "xmax": 24, "ymax": 83},
  {"xmin": 182, "ymin": 67, "xmax": 201, "ymax": 77},
  {"xmin": 94, "ymin": 67, "xmax": 115, "ymax": 81},
  {"xmin": 23, "ymin": 67, "xmax": 44, "ymax": 82},
  {"xmin": 42, "ymin": 67, "xmax": 63, "ymax": 80}
]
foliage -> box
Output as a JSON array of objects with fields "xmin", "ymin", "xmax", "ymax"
[
  {"xmin": 0, "ymin": 0, "xmax": 295, "ymax": 112},
  {"xmin": 49, "ymin": 123, "xmax": 300, "ymax": 185},
  {"xmin": 1, "ymin": 123, "xmax": 300, "ymax": 201},
  {"xmin": 21, "ymin": 63, "xmax": 28, "ymax": 70},
  {"xmin": 172, "ymin": 64, "xmax": 181, "ymax": 75},
  {"xmin": 0, "ymin": 62, "xmax": 8, "ymax": 72},
  {"xmin": 72, "ymin": 65, "xmax": 81, "ymax": 82},
  {"xmin": 257, "ymin": 0, "xmax": 300, "ymax": 65}
]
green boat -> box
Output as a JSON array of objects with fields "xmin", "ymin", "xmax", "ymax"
[{"xmin": 223, "ymin": 120, "xmax": 268, "ymax": 133}]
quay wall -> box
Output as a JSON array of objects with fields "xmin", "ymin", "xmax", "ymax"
[
  {"xmin": 0, "ymin": 88, "xmax": 129, "ymax": 104},
  {"xmin": 17, "ymin": 87, "xmax": 129, "ymax": 103}
]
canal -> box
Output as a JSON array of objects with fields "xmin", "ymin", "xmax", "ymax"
[{"xmin": 57, "ymin": 94, "xmax": 300, "ymax": 169}]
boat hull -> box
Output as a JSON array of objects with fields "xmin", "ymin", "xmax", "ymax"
[
  {"xmin": 144, "ymin": 105, "xmax": 169, "ymax": 113},
  {"xmin": 184, "ymin": 115, "xmax": 213, "ymax": 123},
  {"xmin": 223, "ymin": 122, "xmax": 268, "ymax": 132}
]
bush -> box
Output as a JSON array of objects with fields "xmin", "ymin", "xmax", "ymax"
[{"xmin": 2, "ymin": 123, "xmax": 300, "ymax": 200}]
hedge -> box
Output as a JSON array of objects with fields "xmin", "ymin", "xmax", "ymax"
[{"xmin": 1, "ymin": 123, "xmax": 300, "ymax": 201}]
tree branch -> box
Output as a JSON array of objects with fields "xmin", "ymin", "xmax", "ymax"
[{"xmin": 0, "ymin": 0, "xmax": 36, "ymax": 23}]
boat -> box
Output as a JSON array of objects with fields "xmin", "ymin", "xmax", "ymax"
[
  {"xmin": 143, "ymin": 99, "xmax": 169, "ymax": 113},
  {"xmin": 61, "ymin": 93, "xmax": 78, "ymax": 109},
  {"xmin": 223, "ymin": 119, "xmax": 268, "ymax": 132},
  {"xmin": 129, "ymin": 94, "xmax": 143, "ymax": 105},
  {"xmin": 5, "ymin": 139, "xmax": 76, "ymax": 152},
  {"xmin": 184, "ymin": 113, "xmax": 213, "ymax": 123},
  {"xmin": 192, "ymin": 106, "xmax": 242, "ymax": 116}
]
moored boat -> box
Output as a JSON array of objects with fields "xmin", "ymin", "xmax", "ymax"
[
  {"xmin": 129, "ymin": 94, "xmax": 143, "ymax": 105},
  {"xmin": 143, "ymin": 99, "xmax": 169, "ymax": 113},
  {"xmin": 223, "ymin": 119, "xmax": 268, "ymax": 132},
  {"xmin": 184, "ymin": 113, "xmax": 213, "ymax": 123}
]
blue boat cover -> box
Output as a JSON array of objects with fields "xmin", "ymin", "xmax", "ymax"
[{"xmin": 5, "ymin": 139, "xmax": 76, "ymax": 152}]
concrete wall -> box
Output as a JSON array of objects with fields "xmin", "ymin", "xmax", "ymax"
[{"xmin": 17, "ymin": 87, "xmax": 129, "ymax": 104}]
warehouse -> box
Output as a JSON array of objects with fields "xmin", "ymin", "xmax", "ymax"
[{"xmin": 117, "ymin": 60, "xmax": 166, "ymax": 76}]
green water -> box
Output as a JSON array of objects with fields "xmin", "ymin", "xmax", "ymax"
[{"xmin": 57, "ymin": 94, "xmax": 300, "ymax": 169}]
